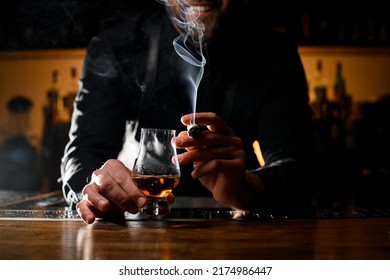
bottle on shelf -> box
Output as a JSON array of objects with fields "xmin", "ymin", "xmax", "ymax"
[
  {"xmin": 43, "ymin": 70, "xmax": 59, "ymax": 127},
  {"xmin": 63, "ymin": 67, "xmax": 79, "ymax": 122},
  {"xmin": 330, "ymin": 61, "xmax": 353, "ymax": 147},
  {"xmin": 333, "ymin": 61, "xmax": 346, "ymax": 102},
  {"xmin": 332, "ymin": 61, "xmax": 351, "ymax": 122},
  {"xmin": 300, "ymin": 11, "xmax": 312, "ymax": 44},
  {"xmin": 311, "ymin": 59, "xmax": 329, "ymax": 121},
  {"xmin": 41, "ymin": 69, "xmax": 60, "ymax": 191}
]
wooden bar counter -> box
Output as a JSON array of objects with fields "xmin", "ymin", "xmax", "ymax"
[{"xmin": 1, "ymin": 191, "xmax": 390, "ymax": 260}]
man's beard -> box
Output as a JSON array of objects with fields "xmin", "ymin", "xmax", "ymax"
[{"xmin": 201, "ymin": 12, "xmax": 223, "ymax": 43}]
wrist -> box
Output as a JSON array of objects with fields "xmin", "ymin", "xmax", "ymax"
[{"xmin": 241, "ymin": 170, "xmax": 265, "ymax": 209}]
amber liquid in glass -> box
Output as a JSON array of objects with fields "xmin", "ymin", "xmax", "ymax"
[{"xmin": 133, "ymin": 175, "xmax": 180, "ymax": 200}]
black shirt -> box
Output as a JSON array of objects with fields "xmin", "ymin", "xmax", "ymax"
[{"xmin": 61, "ymin": 4, "xmax": 313, "ymax": 209}]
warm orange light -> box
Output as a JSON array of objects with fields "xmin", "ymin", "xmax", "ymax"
[{"xmin": 252, "ymin": 140, "xmax": 265, "ymax": 167}]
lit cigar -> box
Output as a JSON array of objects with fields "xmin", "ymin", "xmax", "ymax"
[{"xmin": 187, "ymin": 124, "xmax": 203, "ymax": 139}]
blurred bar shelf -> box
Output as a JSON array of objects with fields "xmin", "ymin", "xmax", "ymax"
[{"xmin": 299, "ymin": 46, "xmax": 390, "ymax": 55}]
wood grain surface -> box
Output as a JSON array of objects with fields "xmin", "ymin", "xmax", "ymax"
[{"xmin": 1, "ymin": 218, "xmax": 390, "ymax": 260}]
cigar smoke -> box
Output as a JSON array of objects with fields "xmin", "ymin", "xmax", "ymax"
[{"xmin": 156, "ymin": 0, "xmax": 206, "ymax": 133}]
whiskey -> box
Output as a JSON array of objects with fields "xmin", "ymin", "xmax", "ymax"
[{"xmin": 133, "ymin": 175, "xmax": 180, "ymax": 199}]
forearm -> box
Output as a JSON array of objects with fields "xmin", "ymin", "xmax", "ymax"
[{"xmin": 243, "ymin": 155, "xmax": 310, "ymax": 211}]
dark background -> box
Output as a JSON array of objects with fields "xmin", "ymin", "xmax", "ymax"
[
  {"xmin": 0, "ymin": 0, "xmax": 389, "ymax": 209},
  {"xmin": 0, "ymin": 0, "xmax": 156, "ymax": 50},
  {"xmin": 1, "ymin": 0, "xmax": 389, "ymax": 50}
]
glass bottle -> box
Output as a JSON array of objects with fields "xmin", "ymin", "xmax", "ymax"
[
  {"xmin": 63, "ymin": 67, "xmax": 79, "ymax": 122},
  {"xmin": 333, "ymin": 61, "xmax": 346, "ymax": 102},
  {"xmin": 312, "ymin": 59, "xmax": 329, "ymax": 121},
  {"xmin": 44, "ymin": 70, "xmax": 59, "ymax": 126},
  {"xmin": 42, "ymin": 70, "xmax": 60, "ymax": 191}
]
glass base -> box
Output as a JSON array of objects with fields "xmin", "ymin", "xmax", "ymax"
[{"xmin": 140, "ymin": 200, "xmax": 170, "ymax": 216}]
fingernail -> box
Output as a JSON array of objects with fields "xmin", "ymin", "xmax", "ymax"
[
  {"xmin": 86, "ymin": 215, "xmax": 94, "ymax": 224},
  {"xmin": 137, "ymin": 197, "xmax": 147, "ymax": 207},
  {"xmin": 176, "ymin": 154, "xmax": 183, "ymax": 163}
]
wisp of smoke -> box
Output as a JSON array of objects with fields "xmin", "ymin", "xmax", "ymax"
[{"xmin": 156, "ymin": 0, "xmax": 206, "ymax": 124}]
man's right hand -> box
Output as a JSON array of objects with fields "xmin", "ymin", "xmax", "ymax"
[{"xmin": 76, "ymin": 159, "xmax": 147, "ymax": 224}]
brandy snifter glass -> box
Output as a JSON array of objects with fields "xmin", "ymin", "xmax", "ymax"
[{"xmin": 132, "ymin": 128, "xmax": 180, "ymax": 216}]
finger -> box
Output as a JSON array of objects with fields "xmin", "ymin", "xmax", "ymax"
[
  {"xmin": 82, "ymin": 183, "xmax": 110, "ymax": 212},
  {"xmin": 181, "ymin": 112, "xmax": 233, "ymax": 135},
  {"xmin": 93, "ymin": 172, "xmax": 145, "ymax": 212},
  {"xmin": 177, "ymin": 134, "xmax": 244, "ymax": 164},
  {"xmin": 166, "ymin": 193, "xmax": 175, "ymax": 205},
  {"xmin": 179, "ymin": 145, "xmax": 237, "ymax": 165},
  {"xmin": 192, "ymin": 156, "xmax": 241, "ymax": 178},
  {"xmin": 76, "ymin": 200, "xmax": 97, "ymax": 224},
  {"xmin": 93, "ymin": 160, "xmax": 147, "ymax": 210},
  {"xmin": 81, "ymin": 184, "xmax": 130, "ymax": 220},
  {"xmin": 90, "ymin": 173, "xmax": 141, "ymax": 213},
  {"xmin": 76, "ymin": 197, "xmax": 126, "ymax": 224},
  {"xmin": 176, "ymin": 130, "xmax": 233, "ymax": 149}
]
